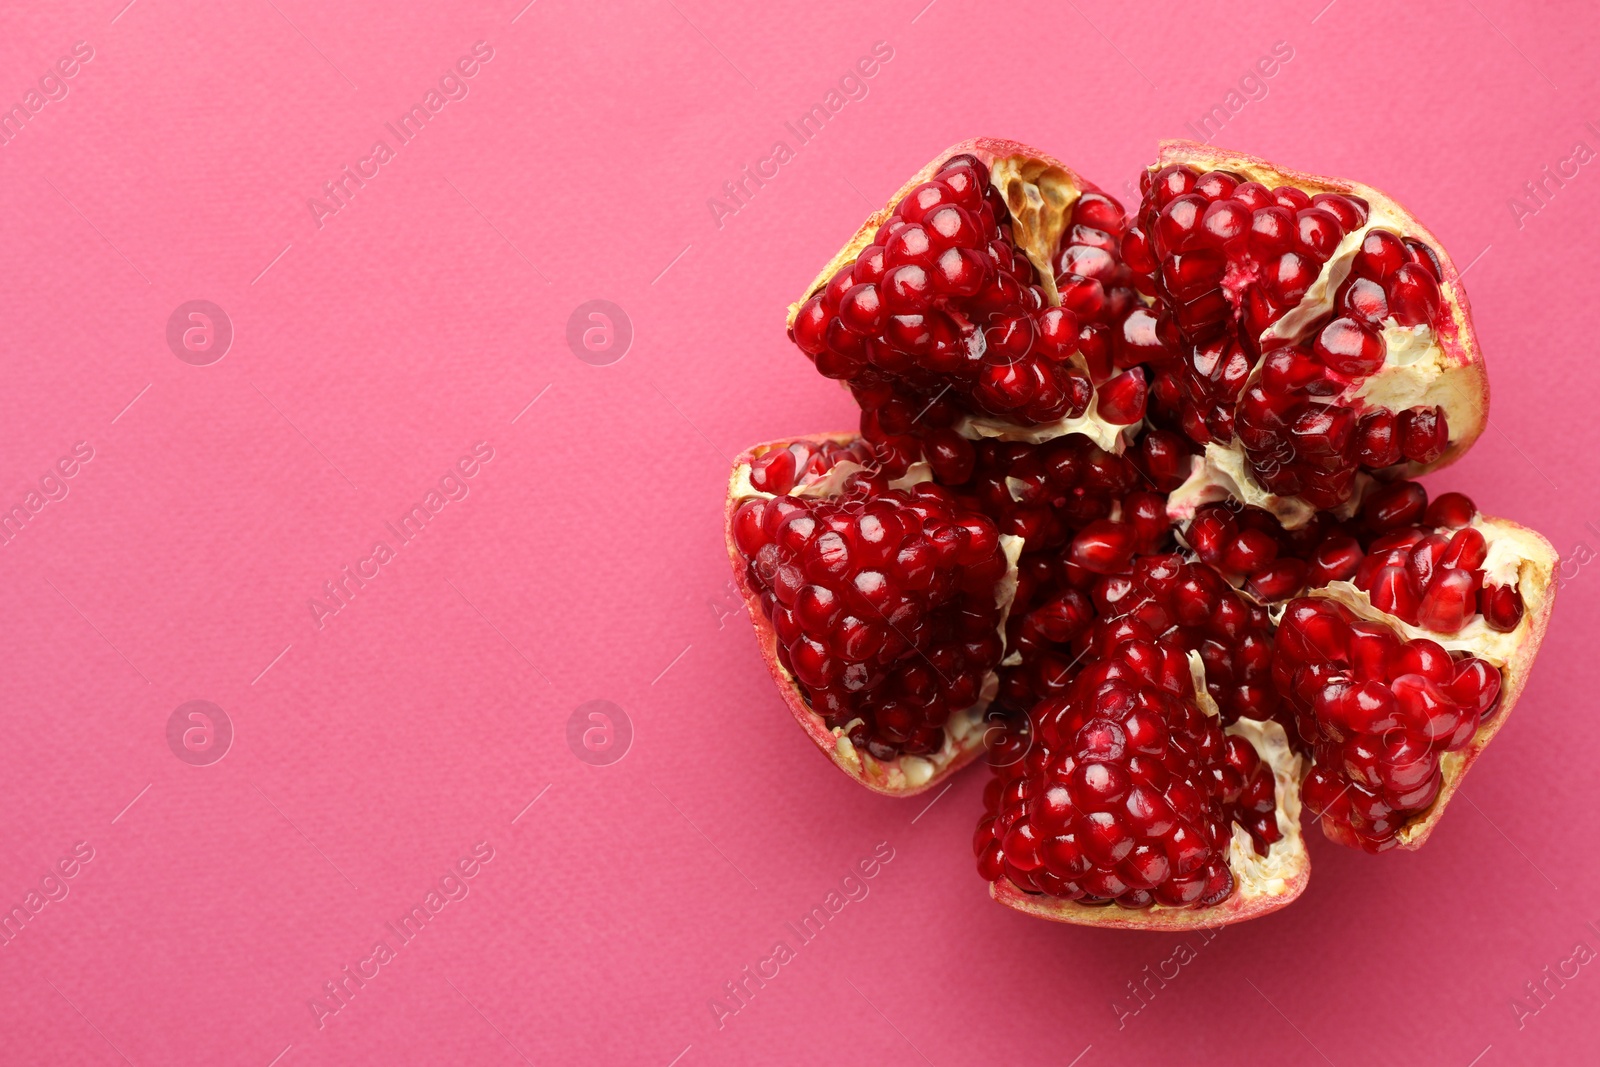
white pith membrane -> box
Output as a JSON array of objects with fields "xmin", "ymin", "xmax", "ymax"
[
  {"xmin": 1167, "ymin": 442, "xmax": 1369, "ymax": 530},
  {"xmin": 1284, "ymin": 514, "xmax": 1558, "ymax": 847},
  {"xmin": 728, "ymin": 441, "xmax": 1025, "ymax": 793},
  {"xmin": 992, "ymin": 652, "xmax": 1308, "ymax": 928},
  {"xmin": 1151, "ymin": 143, "xmax": 1487, "ymax": 532}
]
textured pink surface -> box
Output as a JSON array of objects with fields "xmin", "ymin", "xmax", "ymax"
[{"xmin": 2, "ymin": 1, "xmax": 1599, "ymax": 1063}]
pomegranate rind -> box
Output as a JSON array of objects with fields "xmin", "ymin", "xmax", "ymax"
[
  {"xmin": 724, "ymin": 433, "xmax": 1007, "ymax": 796},
  {"xmin": 990, "ymin": 662, "xmax": 1310, "ymax": 929},
  {"xmin": 786, "ymin": 138, "xmax": 1134, "ymax": 453},
  {"xmin": 1301, "ymin": 516, "xmax": 1557, "ymax": 849},
  {"xmin": 1152, "ymin": 141, "xmax": 1489, "ymax": 526}
]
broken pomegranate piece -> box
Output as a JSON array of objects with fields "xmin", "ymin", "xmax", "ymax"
[
  {"xmin": 727, "ymin": 434, "xmax": 1020, "ymax": 794},
  {"xmin": 732, "ymin": 137, "xmax": 1562, "ymax": 928},
  {"xmin": 791, "ymin": 150, "xmax": 1092, "ymax": 428},
  {"xmin": 976, "ymin": 633, "xmax": 1306, "ymax": 928},
  {"xmin": 1142, "ymin": 142, "xmax": 1489, "ymax": 528},
  {"xmin": 789, "ymin": 140, "xmax": 1144, "ymax": 473}
]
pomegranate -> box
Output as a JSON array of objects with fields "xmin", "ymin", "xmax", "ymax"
[
  {"xmin": 728, "ymin": 138, "xmax": 1559, "ymax": 927},
  {"xmin": 979, "ymin": 644, "xmax": 1309, "ymax": 928}
]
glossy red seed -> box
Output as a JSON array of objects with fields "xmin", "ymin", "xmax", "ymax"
[
  {"xmin": 1398, "ymin": 406, "xmax": 1449, "ymax": 463},
  {"xmin": 1424, "ymin": 492, "xmax": 1477, "ymax": 529},
  {"xmin": 1096, "ymin": 368, "xmax": 1148, "ymax": 424},
  {"xmin": 1388, "ymin": 263, "xmax": 1442, "ymax": 327},
  {"xmin": 1313, "ymin": 317, "xmax": 1387, "ymax": 377},
  {"xmin": 1069, "ymin": 520, "xmax": 1137, "ymax": 575},
  {"xmin": 1362, "ymin": 480, "xmax": 1429, "ymax": 533},
  {"xmin": 1416, "ymin": 568, "xmax": 1478, "ymax": 634},
  {"xmin": 1354, "ymin": 229, "xmax": 1407, "ymax": 280},
  {"xmin": 1480, "ymin": 584, "xmax": 1526, "ymax": 632}
]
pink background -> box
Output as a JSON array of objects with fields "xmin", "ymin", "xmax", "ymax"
[{"xmin": 2, "ymin": 0, "xmax": 1598, "ymax": 1063}]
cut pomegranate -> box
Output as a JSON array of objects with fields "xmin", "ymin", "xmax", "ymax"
[
  {"xmin": 735, "ymin": 138, "xmax": 1562, "ymax": 928},
  {"xmin": 1275, "ymin": 547, "xmax": 1556, "ymax": 851},
  {"xmin": 1274, "ymin": 597, "xmax": 1498, "ymax": 851},
  {"xmin": 789, "ymin": 140, "xmax": 1152, "ymax": 480}
]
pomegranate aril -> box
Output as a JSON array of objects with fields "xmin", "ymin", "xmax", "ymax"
[
  {"xmin": 1480, "ymin": 583, "xmax": 1525, "ymax": 632},
  {"xmin": 1425, "ymin": 491, "xmax": 1477, "ymax": 529},
  {"xmin": 1294, "ymin": 207, "xmax": 1345, "ymax": 258},
  {"xmin": 1398, "ymin": 406, "xmax": 1449, "ymax": 464},
  {"xmin": 1388, "ymin": 263, "xmax": 1442, "ymax": 327},
  {"xmin": 1354, "ymin": 229, "xmax": 1407, "ymax": 280},
  {"xmin": 1313, "ymin": 317, "xmax": 1387, "ymax": 377},
  {"xmin": 1355, "ymin": 410, "xmax": 1401, "ymax": 468},
  {"xmin": 1363, "ymin": 480, "xmax": 1428, "ymax": 533},
  {"xmin": 1096, "ymin": 368, "xmax": 1148, "ymax": 424},
  {"xmin": 1313, "ymin": 192, "xmax": 1367, "ymax": 229}
]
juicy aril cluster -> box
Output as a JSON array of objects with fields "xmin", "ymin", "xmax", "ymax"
[{"xmin": 725, "ymin": 139, "xmax": 1558, "ymax": 928}]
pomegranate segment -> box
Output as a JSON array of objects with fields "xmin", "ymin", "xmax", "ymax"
[
  {"xmin": 791, "ymin": 149, "xmax": 1090, "ymax": 425},
  {"xmin": 1142, "ymin": 141, "xmax": 1489, "ymax": 527},
  {"xmin": 1273, "ymin": 597, "xmax": 1504, "ymax": 851},
  {"xmin": 1136, "ymin": 158, "xmax": 1453, "ymax": 508},
  {"xmin": 1085, "ymin": 557, "xmax": 1282, "ymax": 725},
  {"xmin": 977, "ymin": 637, "xmax": 1307, "ymax": 927},
  {"xmin": 788, "ymin": 140, "xmax": 1151, "ymax": 477},
  {"xmin": 727, "ymin": 436, "xmax": 1020, "ymax": 794}
]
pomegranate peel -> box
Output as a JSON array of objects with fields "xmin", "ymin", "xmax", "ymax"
[{"xmin": 725, "ymin": 433, "xmax": 1022, "ymax": 795}]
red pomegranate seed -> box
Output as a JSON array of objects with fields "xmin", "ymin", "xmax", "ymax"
[
  {"xmin": 1387, "ymin": 263, "xmax": 1442, "ymax": 327},
  {"xmin": 1424, "ymin": 491, "xmax": 1477, "ymax": 529},
  {"xmin": 1069, "ymin": 520, "xmax": 1137, "ymax": 575},
  {"xmin": 1398, "ymin": 406, "xmax": 1449, "ymax": 463},
  {"xmin": 1096, "ymin": 368, "xmax": 1148, "ymax": 424},
  {"xmin": 1313, "ymin": 317, "xmax": 1387, "ymax": 377},
  {"xmin": 1480, "ymin": 583, "xmax": 1525, "ymax": 632},
  {"xmin": 1362, "ymin": 481, "xmax": 1428, "ymax": 533},
  {"xmin": 1417, "ymin": 568, "xmax": 1480, "ymax": 632},
  {"xmin": 1307, "ymin": 535, "xmax": 1364, "ymax": 585},
  {"xmin": 1354, "ymin": 229, "xmax": 1407, "ymax": 279},
  {"xmin": 1355, "ymin": 410, "xmax": 1401, "ymax": 468}
]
